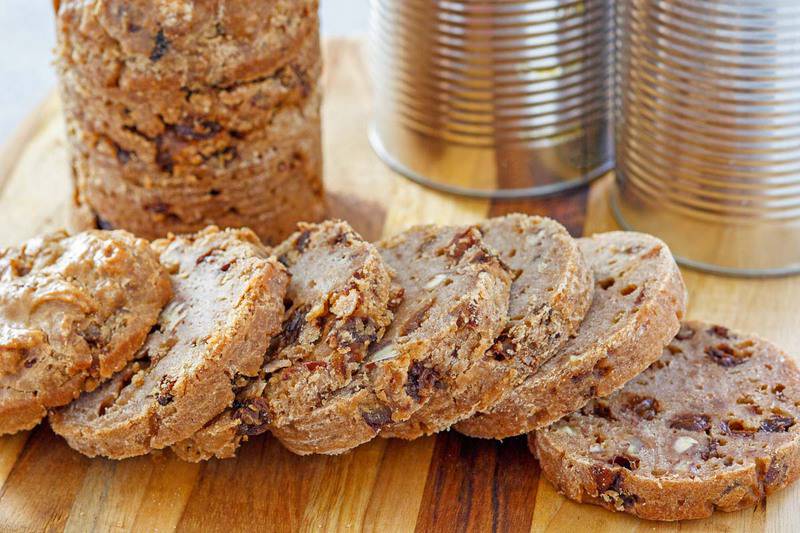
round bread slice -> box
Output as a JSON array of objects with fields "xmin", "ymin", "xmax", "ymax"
[
  {"xmin": 456, "ymin": 214, "xmax": 593, "ymax": 425},
  {"xmin": 49, "ymin": 227, "xmax": 288, "ymax": 459},
  {"xmin": 456, "ymin": 231, "xmax": 687, "ymax": 439},
  {"xmin": 173, "ymin": 220, "xmax": 397, "ymax": 459},
  {"xmin": 0, "ymin": 230, "xmax": 171, "ymax": 435},
  {"xmin": 377, "ymin": 225, "xmax": 514, "ymax": 440},
  {"xmin": 531, "ymin": 321, "xmax": 800, "ymax": 521}
]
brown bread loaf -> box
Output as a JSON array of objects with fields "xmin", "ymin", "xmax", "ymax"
[
  {"xmin": 376, "ymin": 225, "xmax": 513, "ymax": 440},
  {"xmin": 532, "ymin": 321, "xmax": 800, "ymax": 521},
  {"xmin": 173, "ymin": 221, "xmax": 399, "ymax": 459},
  {"xmin": 49, "ymin": 227, "xmax": 288, "ymax": 459},
  {"xmin": 457, "ymin": 231, "xmax": 686, "ymax": 439}
]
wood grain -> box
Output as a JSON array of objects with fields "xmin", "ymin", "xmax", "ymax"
[
  {"xmin": 489, "ymin": 186, "xmax": 590, "ymax": 238},
  {"xmin": 0, "ymin": 38, "xmax": 798, "ymax": 532},
  {"xmin": 417, "ymin": 434, "xmax": 540, "ymax": 533}
]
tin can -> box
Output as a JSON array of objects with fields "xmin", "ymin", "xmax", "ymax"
[
  {"xmin": 368, "ymin": 0, "xmax": 614, "ymax": 198},
  {"xmin": 613, "ymin": 0, "xmax": 800, "ymax": 276}
]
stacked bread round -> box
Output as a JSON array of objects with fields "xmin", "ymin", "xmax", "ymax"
[
  {"xmin": 54, "ymin": 0, "xmax": 325, "ymax": 245},
  {"xmin": 3, "ymin": 213, "xmax": 799, "ymax": 521}
]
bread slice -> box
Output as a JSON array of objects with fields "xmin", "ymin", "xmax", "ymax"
[
  {"xmin": 456, "ymin": 214, "xmax": 593, "ymax": 428},
  {"xmin": 0, "ymin": 230, "xmax": 171, "ymax": 435},
  {"xmin": 456, "ymin": 231, "xmax": 686, "ymax": 439},
  {"xmin": 49, "ymin": 227, "xmax": 288, "ymax": 459},
  {"xmin": 173, "ymin": 220, "xmax": 397, "ymax": 458},
  {"xmin": 377, "ymin": 225, "xmax": 513, "ymax": 440},
  {"xmin": 531, "ymin": 321, "xmax": 800, "ymax": 521}
]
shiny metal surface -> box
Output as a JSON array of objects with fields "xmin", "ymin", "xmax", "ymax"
[
  {"xmin": 368, "ymin": 0, "xmax": 614, "ymax": 198},
  {"xmin": 614, "ymin": 0, "xmax": 800, "ymax": 276}
]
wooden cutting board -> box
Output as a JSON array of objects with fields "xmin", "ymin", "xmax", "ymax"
[{"xmin": 0, "ymin": 38, "xmax": 799, "ymax": 533}]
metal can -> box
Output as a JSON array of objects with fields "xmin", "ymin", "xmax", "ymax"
[
  {"xmin": 613, "ymin": 0, "xmax": 800, "ymax": 276},
  {"xmin": 368, "ymin": 0, "xmax": 614, "ymax": 198}
]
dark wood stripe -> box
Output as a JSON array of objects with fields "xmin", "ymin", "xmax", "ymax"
[
  {"xmin": 0, "ymin": 427, "xmax": 91, "ymax": 531},
  {"xmin": 415, "ymin": 433, "xmax": 539, "ymax": 533},
  {"xmin": 488, "ymin": 185, "xmax": 591, "ymax": 237}
]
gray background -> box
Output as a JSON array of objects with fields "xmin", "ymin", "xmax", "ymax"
[{"xmin": 0, "ymin": 0, "xmax": 368, "ymax": 145}]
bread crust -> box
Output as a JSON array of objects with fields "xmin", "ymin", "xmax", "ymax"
[
  {"xmin": 68, "ymin": 130, "xmax": 324, "ymax": 246},
  {"xmin": 531, "ymin": 321, "xmax": 800, "ymax": 521},
  {"xmin": 58, "ymin": 25, "xmax": 320, "ymax": 140},
  {"xmin": 55, "ymin": 0, "xmax": 318, "ymax": 90}
]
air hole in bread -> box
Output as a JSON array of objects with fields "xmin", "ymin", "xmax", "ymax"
[
  {"xmin": 620, "ymin": 284, "xmax": 638, "ymax": 296},
  {"xmin": 612, "ymin": 455, "xmax": 639, "ymax": 470},
  {"xmin": 97, "ymin": 395, "xmax": 115, "ymax": 417},
  {"xmin": 723, "ymin": 419, "xmax": 756, "ymax": 435},
  {"xmin": 598, "ymin": 277, "xmax": 615, "ymax": 290},
  {"xmin": 593, "ymin": 358, "xmax": 612, "ymax": 378}
]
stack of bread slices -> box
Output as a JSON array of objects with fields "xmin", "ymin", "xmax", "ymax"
[
  {"xmin": 55, "ymin": 0, "xmax": 325, "ymax": 245},
  {"xmin": 1, "ymin": 214, "xmax": 798, "ymax": 521}
]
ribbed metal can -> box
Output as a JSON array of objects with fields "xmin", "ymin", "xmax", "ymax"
[
  {"xmin": 368, "ymin": 0, "xmax": 614, "ymax": 198},
  {"xmin": 613, "ymin": 0, "xmax": 800, "ymax": 276}
]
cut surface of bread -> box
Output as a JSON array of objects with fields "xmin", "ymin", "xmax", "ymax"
[
  {"xmin": 457, "ymin": 231, "xmax": 686, "ymax": 439},
  {"xmin": 50, "ymin": 227, "xmax": 288, "ymax": 459},
  {"xmin": 174, "ymin": 220, "xmax": 397, "ymax": 458},
  {"xmin": 457, "ymin": 214, "xmax": 593, "ymax": 429},
  {"xmin": 532, "ymin": 321, "xmax": 800, "ymax": 521},
  {"xmin": 377, "ymin": 225, "xmax": 513, "ymax": 440}
]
